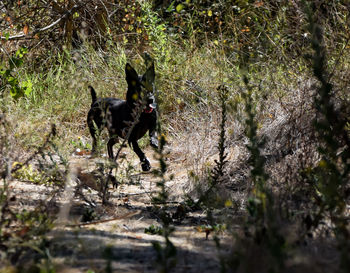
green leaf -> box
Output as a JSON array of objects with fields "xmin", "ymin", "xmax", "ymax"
[
  {"xmin": 166, "ymin": 1, "xmax": 176, "ymax": 12},
  {"xmin": 22, "ymin": 79, "xmax": 32, "ymax": 96},
  {"xmin": 15, "ymin": 47, "xmax": 28, "ymax": 58},
  {"xmin": 9, "ymin": 57, "xmax": 23, "ymax": 68},
  {"xmin": 10, "ymin": 85, "xmax": 22, "ymax": 99},
  {"xmin": 8, "ymin": 76, "xmax": 18, "ymax": 85},
  {"xmin": 176, "ymin": 4, "xmax": 185, "ymax": 12}
]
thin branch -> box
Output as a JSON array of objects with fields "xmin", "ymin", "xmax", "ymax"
[
  {"xmin": 0, "ymin": 4, "xmax": 81, "ymax": 41},
  {"xmin": 10, "ymin": 124, "xmax": 57, "ymax": 174},
  {"xmin": 98, "ymin": 0, "xmax": 109, "ymax": 19}
]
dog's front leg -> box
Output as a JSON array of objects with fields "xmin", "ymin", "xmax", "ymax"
[
  {"xmin": 148, "ymin": 116, "xmax": 159, "ymax": 149},
  {"xmin": 131, "ymin": 140, "xmax": 151, "ymax": 171},
  {"xmin": 149, "ymin": 129, "xmax": 158, "ymax": 149}
]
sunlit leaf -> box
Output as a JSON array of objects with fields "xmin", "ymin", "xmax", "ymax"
[
  {"xmin": 166, "ymin": 0, "xmax": 175, "ymax": 12},
  {"xmin": 22, "ymin": 79, "xmax": 32, "ymax": 96},
  {"xmin": 176, "ymin": 4, "xmax": 184, "ymax": 12},
  {"xmin": 318, "ymin": 159, "xmax": 327, "ymax": 168},
  {"xmin": 23, "ymin": 25, "xmax": 29, "ymax": 35},
  {"xmin": 225, "ymin": 200, "xmax": 233, "ymax": 207}
]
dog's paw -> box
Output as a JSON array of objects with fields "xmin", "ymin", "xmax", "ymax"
[
  {"xmin": 141, "ymin": 159, "xmax": 151, "ymax": 171},
  {"xmin": 109, "ymin": 175, "xmax": 119, "ymax": 188},
  {"xmin": 150, "ymin": 138, "xmax": 159, "ymax": 149}
]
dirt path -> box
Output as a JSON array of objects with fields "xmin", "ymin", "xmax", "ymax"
[{"xmin": 8, "ymin": 148, "xmax": 229, "ymax": 272}]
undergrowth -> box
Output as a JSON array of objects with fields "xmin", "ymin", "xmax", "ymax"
[
  {"xmin": 0, "ymin": 0, "xmax": 349, "ymax": 272},
  {"xmin": 303, "ymin": 5, "xmax": 350, "ymax": 271}
]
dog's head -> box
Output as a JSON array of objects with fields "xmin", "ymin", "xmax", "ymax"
[{"xmin": 125, "ymin": 63, "xmax": 156, "ymax": 113}]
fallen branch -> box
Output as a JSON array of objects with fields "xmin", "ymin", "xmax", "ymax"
[
  {"xmin": 0, "ymin": 4, "xmax": 80, "ymax": 41},
  {"xmin": 65, "ymin": 210, "xmax": 141, "ymax": 227}
]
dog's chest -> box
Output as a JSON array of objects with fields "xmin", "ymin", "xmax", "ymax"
[
  {"xmin": 127, "ymin": 112, "xmax": 154, "ymax": 139},
  {"xmin": 106, "ymin": 105, "xmax": 155, "ymax": 140},
  {"xmin": 132, "ymin": 115, "xmax": 153, "ymax": 136}
]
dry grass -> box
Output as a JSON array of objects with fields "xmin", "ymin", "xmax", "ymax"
[{"xmin": 1, "ymin": 27, "xmax": 350, "ymax": 271}]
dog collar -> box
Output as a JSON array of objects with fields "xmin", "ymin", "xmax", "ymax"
[{"xmin": 144, "ymin": 107, "xmax": 154, "ymax": 114}]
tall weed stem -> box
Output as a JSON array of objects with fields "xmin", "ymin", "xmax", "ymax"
[{"xmin": 305, "ymin": 4, "xmax": 350, "ymax": 270}]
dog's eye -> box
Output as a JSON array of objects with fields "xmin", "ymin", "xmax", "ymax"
[{"xmin": 132, "ymin": 93, "xmax": 138, "ymax": 100}]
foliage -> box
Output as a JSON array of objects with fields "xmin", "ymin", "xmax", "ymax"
[
  {"xmin": 145, "ymin": 224, "xmax": 164, "ymax": 235},
  {"xmin": 148, "ymin": 89, "xmax": 177, "ymax": 272},
  {"xmin": 302, "ymin": 3, "xmax": 350, "ymax": 271},
  {"xmin": 0, "ymin": 119, "xmax": 57, "ymax": 269},
  {"xmin": 242, "ymin": 75, "xmax": 270, "ymax": 222},
  {"xmin": 151, "ymin": 131, "xmax": 177, "ymax": 273},
  {"xmin": 230, "ymin": 74, "xmax": 287, "ymax": 273},
  {"xmin": 211, "ymin": 85, "xmax": 229, "ymax": 184},
  {"xmin": 71, "ymin": 136, "xmax": 92, "ymax": 151},
  {"xmin": 140, "ymin": 0, "xmax": 171, "ymax": 62},
  {"xmin": 0, "ymin": 0, "xmax": 349, "ymax": 272},
  {"xmin": 193, "ymin": 84, "xmax": 230, "ymax": 209},
  {"xmin": 12, "ymin": 162, "xmax": 51, "ymax": 184},
  {"xmin": 0, "ymin": 47, "xmax": 32, "ymax": 100}
]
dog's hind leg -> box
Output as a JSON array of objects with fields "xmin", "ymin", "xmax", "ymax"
[
  {"xmin": 130, "ymin": 140, "xmax": 151, "ymax": 171},
  {"xmin": 88, "ymin": 121, "xmax": 99, "ymax": 154},
  {"xmin": 87, "ymin": 110, "xmax": 104, "ymax": 155}
]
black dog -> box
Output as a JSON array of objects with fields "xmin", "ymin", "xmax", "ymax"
[{"xmin": 87, "ymin": 63, "xmax": 158, "ymax": 171}]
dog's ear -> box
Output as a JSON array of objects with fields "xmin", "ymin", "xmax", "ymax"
[
  {"xmin": 125, "ymin": 63, "xmax": 139, "ymax": 87},
  {"xmin": 141, "ymin": 62, "xmax": 155, "ymax": 91}
]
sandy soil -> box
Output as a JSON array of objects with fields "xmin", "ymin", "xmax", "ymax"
[{"xmin": 6, "ymin": 147, "xmax": 232, "ymax": 273}]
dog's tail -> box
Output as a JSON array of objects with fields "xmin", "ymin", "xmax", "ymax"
[{"xmin": 88, "ymin": 85, "xmax": 97, "ymax": 103}]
